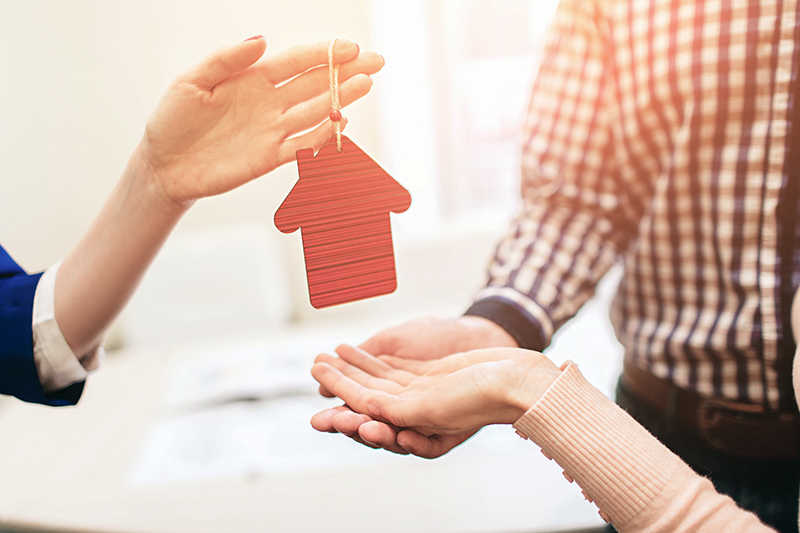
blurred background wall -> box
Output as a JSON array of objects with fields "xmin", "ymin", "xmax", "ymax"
[
  {"xmin": 0, "ymin": 0, "xmax": 574, "ymax": 349},
  {"xmin": 0, "ymin": 0, "xmax": 378, "ymax": 271}
]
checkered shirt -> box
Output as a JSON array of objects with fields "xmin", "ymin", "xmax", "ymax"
[{"xmin": 466, "ymin": 0, "xmax": 800, "ymax": 410}]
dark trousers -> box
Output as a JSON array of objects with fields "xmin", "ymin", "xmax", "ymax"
[{"xmin": 611, "ymin": 380, "xmax": 800, "ymax": 533}]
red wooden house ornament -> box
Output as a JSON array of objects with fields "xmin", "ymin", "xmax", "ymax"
[{"xmin": 274, "ymin": 135, "xmax": 411, "ymax": 309}]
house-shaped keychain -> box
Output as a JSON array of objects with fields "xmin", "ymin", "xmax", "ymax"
[{"xmin": 274, "ymin": 135, "xmax": 411, "ymax": 309}]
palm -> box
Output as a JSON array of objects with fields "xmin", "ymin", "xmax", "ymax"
[{"xmin": 143, "ymin": 69, "xmax": 286, "ymax": 198}]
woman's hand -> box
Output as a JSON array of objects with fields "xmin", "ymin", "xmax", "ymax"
[
  {"xmin": 311, "ymin": 345, "xmax": 561, "ymax": 456},
  {"xmin": 135, "ymin": 37, "xmax": 383, "ymax": 207},
  {"xmin": 312, "ymin": 315, "xmax": 520, "ymax": 455},
  {"xmin": 55, "ymin": 37, "xmax": 382, "ymax": 357}
]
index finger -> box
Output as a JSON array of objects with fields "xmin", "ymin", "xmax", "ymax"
[
  {"xmin": 310, "ymin": 361, "xmax": 395, "ymax": 420},
  {"xmin": 314, "ymin": 352, "xmax": 404, "ymax": 394},
  {"xmin": 184, "ymin": 36, "xmax": 267, "ymax": 90},
  {"xmin": 261, "ymin": 39, "xmax": 360, "ymax": 86},
  {"xmin": 336, "ymin": 345, "xmax": 398, "ymax": 379}
]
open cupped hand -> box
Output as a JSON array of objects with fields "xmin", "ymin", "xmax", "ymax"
[{"xmin": 311, "ymin": 345, "xmax": 560, "ymax": 457}]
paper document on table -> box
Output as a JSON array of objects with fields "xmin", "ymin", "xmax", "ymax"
[
  {"xmin": 130, "ymin": 395, "xmax": 405, "ymax": 486},
  {"xmin": 131, "ymin": 338, "xmax": 405, "ymax": 486},
  {"xmin": 163, "ymin": 341, "xmax": 319, "ymax": 411}
]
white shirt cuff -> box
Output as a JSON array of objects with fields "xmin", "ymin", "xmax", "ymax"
[{"xmin": 32, "ymin": 260, "xmax": 104, "ymax": 393}]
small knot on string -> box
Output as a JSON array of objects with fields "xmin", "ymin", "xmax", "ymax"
[{"xmin": 328, "ymin": 38, "xmax": 343, "ymax": 152}]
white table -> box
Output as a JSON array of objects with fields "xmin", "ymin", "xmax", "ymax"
[{"xmin": 0, "ymin": 323, "xmax": 607, "ymax": 533}]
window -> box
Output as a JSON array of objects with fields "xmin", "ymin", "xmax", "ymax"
[{"xmin": 369, "ymin": 0, "xmax": 559, "ymax": 232}]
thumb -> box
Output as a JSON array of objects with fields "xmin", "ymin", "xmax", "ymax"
[
  {"xmin": 368, "ymin": 397, "xmax": 412, "ymax": 429},
  {"xmin": 358, "ymin": 331, "xmax": 397, "ymax": 357},
  {"xmin": 187, "ymin": 35, "xmax": 267, "ymax": 90}
]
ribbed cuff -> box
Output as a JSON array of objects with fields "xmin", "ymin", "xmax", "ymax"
[
  {"xmin": 514, "ymin": 361, "xmax": 687, "ymax": 528},
  {"xmin": 464, "ymin": 298, "xmax": 548, "ymax": 351}
]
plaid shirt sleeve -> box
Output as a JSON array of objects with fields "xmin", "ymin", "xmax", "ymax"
[{"xmin": 466, "ymin": 0, "xmax": 649, "ymax": 350}]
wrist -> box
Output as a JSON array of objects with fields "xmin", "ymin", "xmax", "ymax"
[
  {"xmin": 464, "ymin": 299, "xmax": 548, "ymax": 351},
  {"xmin": 503, "ymin": 358, "xmax": 561, "ymax": 421},
  {"xmin": 128, "ymin": 142, "xmax": 195, "ymax": 215},
  {"xmin": 458, "ymin": 315, "xmax": 520, "ymax": 350},
  {"xmin": 54, "ymin": 146, "xmax": 191, "ymax": 355}
]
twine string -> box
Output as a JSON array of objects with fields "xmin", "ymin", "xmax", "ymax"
[{"xmin": 328, "ymin": 38, "xmax": 342, "ymax": 152}]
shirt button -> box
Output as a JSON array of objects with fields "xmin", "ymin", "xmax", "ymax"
[
  {"xmin": 515, "ymin": 430, "xmax": 528, "ymax": 440},
  {"xmin": 562, "ymin": 470, "xmax": 574, "ymax": 483},
  {"xmin": 599, "ymin": 510, "xmax": 611, "ymax": 523},
  {"xmin": 541, "ymin": 448, "xmax": 553, "ymax": 460},
  {"xmin": 581, "ymin": 489, "xmax": 592, "ymax": 503}
]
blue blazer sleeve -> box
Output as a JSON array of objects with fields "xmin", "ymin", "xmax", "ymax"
[{"xmin": 0, "ymin": 245, "xmax": 83, "ymax": 406}]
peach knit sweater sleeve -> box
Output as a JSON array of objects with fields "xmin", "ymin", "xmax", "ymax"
[{"xmin": 512, "ymin": 361, "xmax": 777, "ymax": 532}]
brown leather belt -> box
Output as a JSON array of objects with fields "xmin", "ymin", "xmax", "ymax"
[{"xmin": 620, "ymin": 361, "xmax": 800, "ymax": 460}]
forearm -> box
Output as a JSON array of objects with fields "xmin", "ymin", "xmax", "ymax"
[
  {"xmin": 54, "ymin": 146, "xmax": 188, "ymax": 356},
  {"xmin": 513, "ymin": 362, "xmax": 772, "ymax": 532},
  {"xmin": 471, "ymin": 0, "xmax": 641, "ymax": 349},
  {"xmin": 469, "ymin": 201, "xmax": 622, "ymax": 350}
]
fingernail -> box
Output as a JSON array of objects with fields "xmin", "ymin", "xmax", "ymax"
[
  {"xmin": 366, "ymin": 403, "xmax": 380, "ymax": 416},
  {"xmin": 337, "ymin": 39, "xmax": 358, "ymax": 54},
  {"xmin": 244, "ymin": 35, "xmax": 265, "ymax": 42}
]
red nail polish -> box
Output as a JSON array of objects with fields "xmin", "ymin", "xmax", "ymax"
[{"xmin": 244, "ymin": 35, "xmax": 264, "ymax": 42}]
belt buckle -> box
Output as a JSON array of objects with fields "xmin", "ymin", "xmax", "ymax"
[
  {"xmin": 699, "ymin": 396, "xmax": 765, "ymax": 424},
  {"xmin": 698, "ymin": 397, "xmax": 798, "ymax": 459}
]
